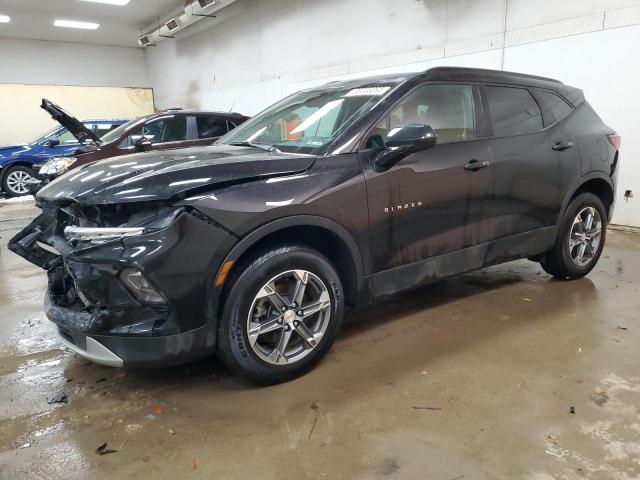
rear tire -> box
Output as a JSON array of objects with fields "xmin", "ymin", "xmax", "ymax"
[
  {"xmin": 2, "ymin": 165, "xmax": 36, "ymax": 197},
  {"xmin": 541, "ymin": 192, "xmax": 607, "ymax": 279},
  {"xmin": 217, "ymin": 245, "xmax": 344, "ymax": 384}
]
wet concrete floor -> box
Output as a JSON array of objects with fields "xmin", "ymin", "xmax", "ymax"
[{"xmin": 0, "ymin": 201, "xmax": 639, "ymax": 479}]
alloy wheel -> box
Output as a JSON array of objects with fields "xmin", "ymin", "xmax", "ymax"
[
  {"xmin": 568, "ymin": 206, "xmax": 602, "ymax": 267},
  {"xmin": 6, "ymin": 170, "xmax": 32, "ymax": 195},
  {"xmin": 247, "ymin": 269, "xmax": 332, "ymax": 365}
]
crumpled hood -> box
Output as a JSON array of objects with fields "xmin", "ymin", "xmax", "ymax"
[{"xmin": 37, "ymin": 144, "xmax": 317, "ymax": 205}]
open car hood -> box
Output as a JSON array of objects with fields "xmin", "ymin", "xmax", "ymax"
[
  {"xmin": 36, "ymin": 144, "xmax": 317, "ymax": 206},
  {"xmin": 41, "ymin": 98, "xmax": 102, "ymax": 145}
]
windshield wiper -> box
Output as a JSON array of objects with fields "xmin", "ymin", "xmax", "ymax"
[{"xmin": 229, "ymin": 141, "xmax": 281, "ymax": 154}]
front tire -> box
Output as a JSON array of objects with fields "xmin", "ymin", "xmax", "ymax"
[
  {"xmin": 217, "ymin": 245, "xmax": 344, "ymax": 384},
  {"xmin": 541, "ymin": 192, "xmax": 607, "ymax": 279},
  {"xmin": 2, "ymin": 165, "xmax": 36, "ymax": 197}
]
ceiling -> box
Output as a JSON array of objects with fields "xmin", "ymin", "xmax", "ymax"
[{"xmin": 0, "ymin": 0, "xmax": 188, "ymax": 47}]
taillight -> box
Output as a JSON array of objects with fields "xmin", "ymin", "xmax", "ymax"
[{"xmin": 608, "ymin": 134, "xmax": 621, "ymax": 151}]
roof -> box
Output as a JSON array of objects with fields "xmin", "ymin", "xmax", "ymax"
[
  {"xmin": 422, "ymin": 67, "xmax": 562, "ymax": 86},
  {"xmin": 79, "ymin": 118, "xmax": 131, "ymax": 123},
  {"xmin": 155, "ymin": 110, "xmax": 249, "ymax": 118},
  {"xmin": 420, "ymin": 66, "xmax": 582, "ymax": 103},
  {"xmin": 314, "ymin": 66, "xmax": 582, "ymax": 104},
  {"xmin": 309, "ymin": 73, "xmax": 413, "ymax": 91}
]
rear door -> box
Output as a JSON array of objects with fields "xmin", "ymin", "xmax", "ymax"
[
  {"xmin": 192, "ymin": 115, "xmax": 231, "ymax": 146},
  {"xmin": 483, "ymin": 85, "xmax": 564, "ymax": 240}
]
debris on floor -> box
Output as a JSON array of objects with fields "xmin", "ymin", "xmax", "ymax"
[
  {"xmin": 95, "ymin": 442, "xmax": 117, "ymax": 455},
  {"xmin": 47, "ymin": 391, "xmax": 68, "ymax": 404},
  {"xmin": 152, "ymin": 405, "xmax": 165, "ymax": 416},
  {"xmin": 570, "ymin": 406, "xmax": 576, "ymax": 414},
  {"xmin": 412, "ymin": 406, "xmax": 442, "ymax": 411}
]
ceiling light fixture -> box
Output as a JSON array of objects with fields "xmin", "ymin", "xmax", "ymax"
[
  {"xmin": 54, "ymin": 20, "xmax": 100, "ymax": 29},
  {"xmin": 79, "ymin": 0, "xmax": 130, "ymax": 5},
  {"xmin": 0, "ymin": 15, "xmax": 10, "ymax": 23}
]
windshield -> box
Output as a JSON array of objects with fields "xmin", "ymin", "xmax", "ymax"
[
  {"xmin": 218, "ymin": 84, "xmax": 395, "ymax": 153},
  {"xmin": 31, "ymin": 127, "xmax": 61, "ymax": 144},
  {"xmin": 100, "ymin": 118, "xmax": 141, "ymax": 144}
]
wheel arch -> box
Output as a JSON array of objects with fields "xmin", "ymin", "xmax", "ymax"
[
  {"xmin": 1, "ymin": 160, "xmax": 38, "ymax": 191},
  {"xmin": 563, "ymin": 173, "xmax": 614, "ymax": 220},
  {"xmin": 211, "ymin": 215, "xmax": 366, "ymax": 320}
]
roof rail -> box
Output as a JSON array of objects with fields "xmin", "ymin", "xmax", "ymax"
[{"xmin": 424, "ymin": 66, "xmax": 562, "ymax": 84}]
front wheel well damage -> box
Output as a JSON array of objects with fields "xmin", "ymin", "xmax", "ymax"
[{"xmin": 217, "ymin": 225, "xmax": 359, "ymax": 320}]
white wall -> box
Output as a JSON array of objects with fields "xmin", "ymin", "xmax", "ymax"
[
  {"xmin": 0, "ymin": 38, "xmax": 150, "ymax": 88},
  {"xmin": 145, "ymin": 0, "xmax": 640, "ymax": 226}
]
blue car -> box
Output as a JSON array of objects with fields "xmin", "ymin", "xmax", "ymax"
[{"xmin": 0, "ymin": 116, "xmax": 128, "ymax": 196}]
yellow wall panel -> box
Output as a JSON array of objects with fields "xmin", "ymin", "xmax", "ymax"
[{"xmin": 0, "ymin": 84, "xmax": 155, "ymax": 145}]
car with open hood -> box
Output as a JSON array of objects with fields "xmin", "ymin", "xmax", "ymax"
[
  {"xmin": 35, "ymin": 101, "xmax": 250, "ymax": 184},
  {"xmin": 0, "ymin": 103, "xmax": 126, "ymax": 196},
  {"xmin": 10, "ymin": 67, "xmax": 619, "ymax": 384}
]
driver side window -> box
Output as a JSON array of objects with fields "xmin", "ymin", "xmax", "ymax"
[
  {"xmin": 120, "ymin": 116, "xmax": 188, "ymax": 148},
  {"xmin": 368, "ymin": 84, "xmax": 475, "ymax": 147}
]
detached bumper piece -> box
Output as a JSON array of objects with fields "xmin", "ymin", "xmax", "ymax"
[{"xmin": 10, "ymin": 204, "xmax": 236, "ymax": 368}]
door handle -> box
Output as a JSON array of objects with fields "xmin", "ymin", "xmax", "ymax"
[
  {"xmin": 464, "ymin": 160, "xmax": 490, "ymax": 171},
  {"xmin": 552, "ymin": 141, "xmax": 575, "ymax": 151}
]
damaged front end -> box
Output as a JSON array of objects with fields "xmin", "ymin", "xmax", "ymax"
[{"xmin": 9, "ymin": 200, "xmax": 235, "ymax": 367}]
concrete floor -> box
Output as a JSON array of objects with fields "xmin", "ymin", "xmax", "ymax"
[{"xmin": 0, "ymin": 201, "xmax": 639, "ymax": 480}]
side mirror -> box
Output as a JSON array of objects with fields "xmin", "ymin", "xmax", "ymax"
[
  {"xmin": 48, "ymin": 138, "xmax": 60, "ymax": 148},
  {"xmin": 134, "ymin": 136, "xmax": 153, "ymax": 151},
  {"xmin": 373, "ymin": 124, "xmax": 437, "ymax": 171}
]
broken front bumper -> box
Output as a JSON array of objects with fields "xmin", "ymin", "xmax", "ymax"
[{"xmin": 9, "ymin": 205, "xmax": 235, "ymax": 368}]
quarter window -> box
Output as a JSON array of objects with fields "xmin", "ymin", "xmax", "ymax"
[
  {"xmin": 537, "ymin": 90, "xmax": 573, "ymax": 124},
  {"xmin": 485, "ymin": 86, "xmax": 543, "ymax": 136},
  {"xmin": 369, "ymin": 84, "xmax": 475, "ymax": 146}
]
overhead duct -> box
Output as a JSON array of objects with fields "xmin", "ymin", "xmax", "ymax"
[{"xmin": 138, "ymin": 0, "xmax": 239, "ymax": 47}]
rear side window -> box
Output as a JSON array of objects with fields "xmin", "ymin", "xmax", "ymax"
[
  {"xmin": 537, "ymin": 90, "xmax": 573, "ymax": 123},
  {"xmin": 196, "ymin": 116, "xmax": 229, "ymax": 139},
  {"xmin": 485, "ymin": 86, "xmax": 543, "ymax": 136}
]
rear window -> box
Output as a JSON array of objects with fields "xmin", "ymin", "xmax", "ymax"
[
  {"xmin": 537, "ymin": 90, "xmax": 573, "ymax": 124},
  {"xmin": 485, "ymin": 86, "xmax": 543, "ymax": 136}
]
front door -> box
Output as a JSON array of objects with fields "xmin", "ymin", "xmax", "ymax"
[{"xmin": 361, "ymin": 83, "xmax": 492, "ymax": 275}]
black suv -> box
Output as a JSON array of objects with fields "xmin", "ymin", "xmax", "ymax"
[{"xmin": 10, "ymin": 67, "xmax": 619, "ymax": 383}]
